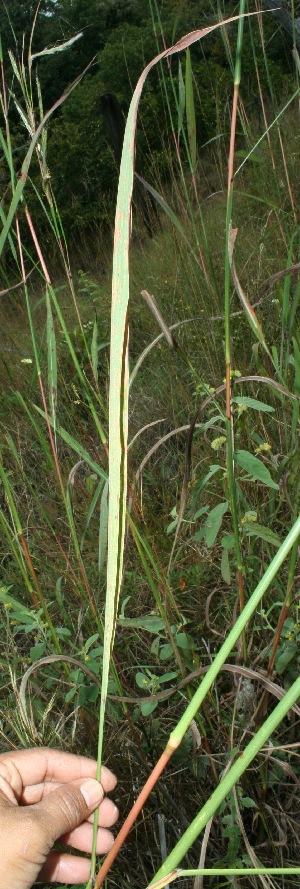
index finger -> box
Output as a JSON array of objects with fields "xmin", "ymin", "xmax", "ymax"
[{"xmin": 0, "ymin": 748, "xmax": 117, "ymax": 793}]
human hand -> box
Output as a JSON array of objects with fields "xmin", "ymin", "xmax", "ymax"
[{"xmin": 0, "ymin": 746, "xmax": 118, "ymax": 888}]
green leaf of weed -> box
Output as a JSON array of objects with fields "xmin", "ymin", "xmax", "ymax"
[
  {"xmin": 242, "ymin": 522, "xmax": 281, "ymax": 547},
  {"xmin": 136, "ymin": 672, "xmax": 151, "ymax": 689},
  {"xmin": 118, "ymin": 615, "xmax": 165, "ymax": 633},
  {"xmin": 275, "ymin": 643, "xmax": 298, "ymax": 675},
  {"xmin": 221, "ymin": 547, "xmax": 231, "ymax": 584},
  {"xmin": 232, "ymin": 396, "xmax": 274, "ymax": 412},
  {"xmin": 141, "ymin": 700, "xmax": 158, "ymax": 716},
  {"xmin": 235, "ymin": 450, "xmax": 278, "ymax": 490},
  {"xmin": 204, "ymin": 501, "xmax": 229, "ymax": 547}
]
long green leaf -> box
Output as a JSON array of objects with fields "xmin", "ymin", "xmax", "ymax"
[
  {"xmin": 33, "ymin": 405, "xmax": 107, "ymax": 480},
  {"xmin": 135, "ymin": 174, "xmax": 201, "ymax": 267},
  {"xmin": 91, "ymin": 13, "xmax": 260, "ymax": 884}
]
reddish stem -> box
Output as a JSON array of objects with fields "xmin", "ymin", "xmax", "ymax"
[{"xmin": 94, "ymin": 745, "xmax": 175, "ymax": 887}]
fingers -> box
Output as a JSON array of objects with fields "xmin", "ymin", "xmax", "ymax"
[
  {"xmin": 79, "ymin": 796, "xmax": 119, "ymax": 829},
  {"xmin": 21, "ymin": 766, "xmax": 117, "ymax": 805},
  {"xmin": 0, "ymin": 748, "xmax": 117, "ymax": 793},
  {"xmin": 23, "ymin": 783, "xmax": 118, "ymax": 828},
  {"xmin": 0, "ymin": 758, "xmax": 23, "ymax": 804},
  {"xmin": 34, "ymin": 780, "xmax": 104, "ymax": 847},
  {"xmin": 0, "ymin": 750, "xmax": 118, "ymax": 889},
  {"xmin": 0, "ymin": 749, "xmax": 117, "ymax": 803},
  {"xmin": 38, "ymin": 825, "xmax": 116, "ymax": 886},
  {"xmin": 61, "ymin": 820, "xmax": 116, "ymax": 854},
  {"xmin": 38, "ymin": 851, "xmax": 93, "ymax": 884}
]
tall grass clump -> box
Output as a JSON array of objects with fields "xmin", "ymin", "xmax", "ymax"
[{"xmin": 0, "ymin": 2, "xmax": 300, "ymax": 888}]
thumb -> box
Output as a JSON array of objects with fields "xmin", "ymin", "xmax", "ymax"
[{"xmin": 36, "ymin": 778, "xmax": 104, "ymax": 846}]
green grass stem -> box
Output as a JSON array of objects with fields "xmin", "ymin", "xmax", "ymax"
[
  {"xmin": 149, "ymin": 868, "xmax": 300, "ymax": 888},
  {"xmin": 149, "ymin": 675, "xmax": 300, "ymax": 884}
]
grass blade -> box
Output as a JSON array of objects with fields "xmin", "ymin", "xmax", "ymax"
[{"xmin": 46, "ymin": 285, "xmax": 57, "ymax": 445}]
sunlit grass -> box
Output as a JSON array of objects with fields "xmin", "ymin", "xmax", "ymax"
[{"xmin": 0, "ymin": 3, "xmax": 299, "ymax": 888}]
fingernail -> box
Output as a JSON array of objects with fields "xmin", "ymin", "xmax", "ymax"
[{"xmin": 80, "ymin": 778, "xmax": 104, "ymax": 808}]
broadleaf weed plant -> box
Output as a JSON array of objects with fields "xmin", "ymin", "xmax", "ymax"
[{"xmin": 0, "ymin": 3, "xmax": 300, "ymax": 888}]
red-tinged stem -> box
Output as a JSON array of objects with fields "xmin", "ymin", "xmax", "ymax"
[
  {"xmin": 25, "ymin": 206, "xmax": 51, "ymax": 282},
  {"xmin": 94, "ymin": 744, "xmax": 175, "ymax": 887}
]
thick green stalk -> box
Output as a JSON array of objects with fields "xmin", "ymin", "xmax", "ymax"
[
  {"xmin": 149, "ymin": 869, "xmax": 300, "ymax": 888},
  {"xmin": 149, "ymin": 675, "xmax": 300, "ymax": 884},
  {"xmin": 167, "ymin": 512, "xmax": 300, "ymax": 747}
]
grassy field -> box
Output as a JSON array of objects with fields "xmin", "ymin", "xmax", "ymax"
[{"xmin": 0, "ymin": 4, "xmax": 300, "ymax": 888}]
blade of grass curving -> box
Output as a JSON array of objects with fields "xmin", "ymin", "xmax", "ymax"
[
  {"xmin": 135, "ymin": 174, "xmax": 201, "ymax": 267},
  {"xmin": 105, "ymin": 663, "xmax": 300, "ymax": 714},
  {"xmin": 228, "ymin": 223, "xmax": 271, "ymax": 358},
  {"xmin": 33, "ymin": 405, "xmax": 107, "ymax": 480},
  {"xmin": 141, "ymin": 290, "xmax": 180, "ymax": 349},
  {"xmin": 129, "ymin": 418, "xmax": 167, "ymax": 451},
  {"xmin": 91, "ymin": 15, "xmax": 265, "ymax": 884},
  {"xmin": 234, "ymin": 86, "xmax": 300, "ymax": 179},
  {"xmin": 149, "ymin": 1, "xmax": 232, "ymax": 291},
  {"xmin": 130, "ymin": 317, "xmax": 202, "ymax": 387}
]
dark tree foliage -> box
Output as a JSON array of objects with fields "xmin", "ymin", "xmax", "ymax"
[
  {"xmin": 100, "ymin": 93, "xmax": 126, "ymax": 166},
  {"xmin": 0, "ymin": 0, "xmax": 297, "ymax": 240}
]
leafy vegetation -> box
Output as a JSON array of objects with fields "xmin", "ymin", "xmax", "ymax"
[{"xmin": 0, "ymin": 1, "xmax": 300, "ymax": 888}]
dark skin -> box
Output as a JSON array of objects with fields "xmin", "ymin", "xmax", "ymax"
[{"xmin": 0, "ymin": 747, "xmax": 118, "ymax": 888}]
